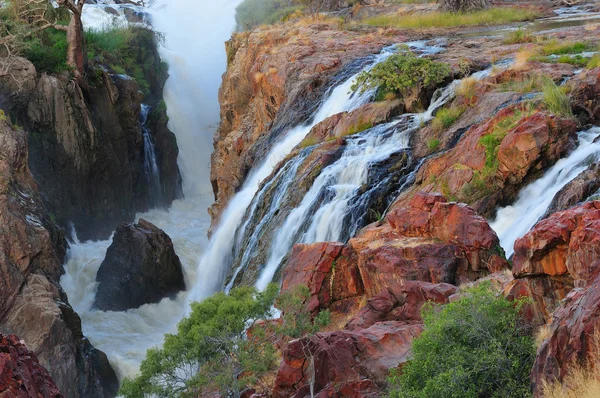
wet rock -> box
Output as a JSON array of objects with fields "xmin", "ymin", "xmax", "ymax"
[
  {"xmin": 0, "ymin": 334, "xmax": 63, "ymax": 398},
  {"xmin": 95, "ymin": 218, "xmax": 186, "ymax": 311},
  {"xmin": 570, "ymin": 68, "xmax": 600, "ymax": 124},
  {"xmin": 211, "ymin": 22, "xmax": 401, "ymax": 228},
  {"xmin": 0, "ymin": 121, "xmax": 118, "ymax": 397},
  {"xmin": 547, "ymin": 162, "xmax": 600, "ymax": 215},
  {"xmin": 272, "ymin": 321, "xmax": 423, "ymax": 398},
  {"xmin": 2, "ymin": 33, "xmax": 182, "ymax": 242}
]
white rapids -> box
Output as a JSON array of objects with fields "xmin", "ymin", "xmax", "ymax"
[
  {"xmin": 491, "ymin": 127, "xmax": 600, "ymax": 258},
  {"xmin": 61, "ymin": 0, "xmax": 242, "ymax": 379}
]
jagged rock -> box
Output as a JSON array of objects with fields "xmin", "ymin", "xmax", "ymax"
[
  {"xmin": 211, "ymin": 23, "xmax": 401, "ymax": 228},
  {"xmin": 415, "ymin": 105, "xmax": 578, "ymax": 218},
  {"xmin": 0, "ymin": 120, "xmax": 118, "ymax": 397},
  {"xmin": 570, "ymin": 68, "xmax": 600, "ymax": 124},
  {"xmin": 0, "ymin": 334, "xmax": 63, "ymax": 398},
  {"xmin": 272, "ymin": 321, "xmax": 423, "ymax": 398},
  {"xmin": 95, "ymin": 219, "xmax": 186, "ymax": 311},
  {"xmin": 506, "ymin": 201, "xmax": 600, "ymax": 327},
  {"xmin": 531, "ymin": 267, "xmax": 600, "ymax": 396}
]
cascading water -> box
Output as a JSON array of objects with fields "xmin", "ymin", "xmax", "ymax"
[
  {"xmin": 60, "ymin": 0, "xmax": 241, "ymax": 378},
  {"xmin": 253, "ymin": 69, "xmax": 476, "ymax": 290},
  {"xmin": 187, "ymin": 46, "xmax": 399, "ymax": 303},
  {"xmin": 491, "ymin": 127, "xmax": 600, "ymax": 258},
  {"xmin": 140, "ymin": 104, "xmax": 162, "ymax": 205}
]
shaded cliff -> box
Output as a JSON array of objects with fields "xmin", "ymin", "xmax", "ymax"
[
  {"xmin": 0, "ymin": 28, "xmax": 182, "ymax": 242},
  {"xmin": 0, "ymin": 120, "xmax": 118, "ymax": 397}
]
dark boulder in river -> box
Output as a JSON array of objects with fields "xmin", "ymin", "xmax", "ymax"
[{"xmin": 95, "ymin": 219, "xmax": 186, "ymax": 311}]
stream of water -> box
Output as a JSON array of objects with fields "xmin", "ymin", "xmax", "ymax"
[{"xmin": 491, "ymin": 127, "xmax": 600, "ymax": 258}]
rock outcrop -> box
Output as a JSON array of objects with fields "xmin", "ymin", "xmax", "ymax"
[
  {"xmin": 95, "ymin": 218, "xmax": 186, "ymax": 311},
  {"xmin": 0, "ymin": 334, "xmax": 63, "ymax": 398},
  {"xmin": 506, "ymin": 201, "xmax": 600, "ymax": 326},
  {"xmin": 0, "ymin": 120, "xmax": 118, "ymax": 397},
  {"xmin": 211, "ymin": 22, "xmax": 400, "ymax": 227},
  {"xmin": 272, "ymin": 192, "xmax": 507, "ymax": 396},
  {"xmin": 0, "ymin": 29, "xmax": 182, "ymax": 242}
]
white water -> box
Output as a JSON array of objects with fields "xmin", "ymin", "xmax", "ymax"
[
  {"xmin": 491, "ymin": 127, "xmax": 600, "ymax": 258},
  {"xmin": 61, "ymin": 0, "xmax": 241, "ymax": 379},
  {"xmin": 187, "ymin": 47, "xmax": 397, "ymax": 304},
  {"xmin": 140, "ymin": 104, "xmax": 162, "ymax": 204},
  {"xmin": 253, "ymin": 70, "xmax": 478, "ymax": 290}
]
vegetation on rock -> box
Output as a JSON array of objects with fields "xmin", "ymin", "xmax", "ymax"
[
  {"xmin": 388, "ymin": 283, "xmax": 535, "ymax": 398},
  {"xmin": 352, "ymin": 48, "xmax": 450, "ymax": 104}
]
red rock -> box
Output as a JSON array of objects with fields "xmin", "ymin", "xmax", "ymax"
[
  {"xmin": 512, "ymin": 201, "xmax": 600, "ymax": 282},
  {"xmin": 531, "ymin": 267, "xmax": 600, "ymax": 396},
  {"xmin": 272, "ymin": 321, "xmax": 422, "ymax": 398},
  {"xmin": 0, "ymin": 334, "xmax": 63, "ymax": 398},
  {"xmin": 347, "ymin": 281, "xmax": 457, "ymax": 330}
]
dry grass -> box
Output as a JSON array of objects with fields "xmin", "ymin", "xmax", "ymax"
[
  {"xmin": 364, "ymin": 7, "xmax": 540, "ymax": 30},
  {"xmin": 542, "ymin": 329, "xmax": 600, "ymax": 398},
  {"xmin": 536, "ymin": 324, "xmax": 552, "ymax": 348}
]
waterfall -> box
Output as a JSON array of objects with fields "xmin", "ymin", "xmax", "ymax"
[
  {"xmin": 186, "ymin": 46, "xmax": 399, "ymax": 304},
  {"xmin": 140, "ymin": 104, "xmax": 162, "ymax": 205},
  {"xmin": 60, "ymin": 0, "xmax": 240, "ymax": 379},
  {"xmin": 491, "ymin": 127, "xmax": 600, "ymax": 258},
  {"xmin": 253, "ymin": 71, "xmax": 473, "ymax": 291}
]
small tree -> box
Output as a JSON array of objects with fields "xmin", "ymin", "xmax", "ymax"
[
  {"xmin": 438, "ymin": 0, "xmax": 490, "ymax": 13},
  {"xmin": 388, "ymin": 283, "xmax": 535, "ymax": 398},
  {"xmin": 0, "ymin": 0, "xmax": 87, "ymax": 77},
  {"xmin": 119, "ymin": 284, "xmax": 279, "ymax": 398},
  {"xmin": 275, "ymin": 285, "xmax": 331, "ymax": 398}
]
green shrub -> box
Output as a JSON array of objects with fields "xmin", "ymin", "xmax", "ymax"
[
  {"xmin": 364, "ymin": 7, "xmax": 540, "ymax": 29},
  {"xmin": 352, "ymin": 48, "xmax": 450, "ymax": 101},
  {"xmin": 23, "ymin": 28, "xmax": 69, "ymax": 73},
  {"xmin": 542, "ymin": 78, "xmax": 573, "ymax": 118},
  {"xmin": 389, "ymin": 283, "xmax": 535, "ymax": 398},
  {"xmin": 541, "ymin": 40, "xmax": 594, "ymax": 56},
  {"xmin": 119, "ymin": 284, "xmax": 279, "ymax": 397}
]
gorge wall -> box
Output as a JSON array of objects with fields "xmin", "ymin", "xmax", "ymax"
[
  {"xmin": 0, "ymin": 119, "xmax": 118, "ymax": 397},
  {"xmin": 0, "ymin": 29, "xmax": 182, "ymax": 242}
]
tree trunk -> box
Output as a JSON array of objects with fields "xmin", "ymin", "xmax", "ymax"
[
  {"xmin": 66, "ymin": 11, "xmax": 86, "ymax": 77},
  {"xmin": 439, "ymin": 0, "xmax": 490, "ymax": 12}
]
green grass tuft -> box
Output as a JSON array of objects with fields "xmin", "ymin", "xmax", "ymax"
[{"xmin": 541, "ymin": 78, "xmax": 573, "ymax": 118}]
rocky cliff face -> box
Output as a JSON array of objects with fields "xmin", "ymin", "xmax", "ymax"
[
  {"xmin": 0, "ymin": 120, "xmax": 118, "ymax": 397},
  {"xmin": 0, "ymin": 32, "xmax": 182, "ymax": 242},
  {"xmin": 211, "ymin": 22, "xmax": 399, "ymax": 228}
]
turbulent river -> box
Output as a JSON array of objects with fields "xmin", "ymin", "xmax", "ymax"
[{"xmin": 61, "ymin": 0, "xmax": 242, "ymax": 378}]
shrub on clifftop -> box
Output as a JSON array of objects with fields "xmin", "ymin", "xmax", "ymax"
[
  {"xmin": 352, "ymin": 48, "xmax": 450, "ymax": 110},
  {"xmin": 389, "ymin": 283, "xmax": 535, "ymax": 398}
]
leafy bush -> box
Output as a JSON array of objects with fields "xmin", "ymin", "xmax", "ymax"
[
  {"xmin": 352, "ymin": 48, "xmax": 450, "ymax": 101},
  {"xmin": 389, "ymin": 283, "xmax": 535, "ymax": 398},
  {"xmin": 119, "ymin": 284, "xmax": 279, "ymax": 398}
]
